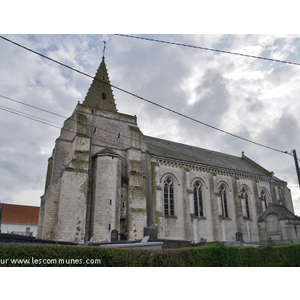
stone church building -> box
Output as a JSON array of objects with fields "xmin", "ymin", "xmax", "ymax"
[{"xmin": 37, "ymin": 57, "xmax": 300, "ymax": 245}]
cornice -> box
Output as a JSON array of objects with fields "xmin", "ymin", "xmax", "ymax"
[{"xmin": 154, "ymin": 156, "xmax": 270, "ymax": 183}]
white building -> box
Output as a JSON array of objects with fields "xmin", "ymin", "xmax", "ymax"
[
  {"xmin": 37, "ymin": 57, "xmax": 300, "ymax": 245},
  {"xmin": 0, "ymin": 203, "xmax": 39, "ymax": 237}
]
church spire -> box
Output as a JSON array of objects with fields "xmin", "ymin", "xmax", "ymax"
[{"xmin": 83, "ymin": 55, "xmax": 117, "ymax": 112}]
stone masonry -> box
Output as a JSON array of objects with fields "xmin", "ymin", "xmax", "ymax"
[{"xmin": 37, "ymin": 57, "xmax": 300, "ymax": 244}]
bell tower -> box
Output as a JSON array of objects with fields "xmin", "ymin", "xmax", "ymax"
[{"xmin": 37, "ymin": 46, "xmax": 148, "ymax": 243}]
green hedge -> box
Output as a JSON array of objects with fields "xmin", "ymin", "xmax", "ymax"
[
  {"xmin": 184, "ymin": 242, "xmax": 300, "ymax": 267},
  {"xmin": 1, "ymin": 242, "xmax": 300, "ymax": 267}
]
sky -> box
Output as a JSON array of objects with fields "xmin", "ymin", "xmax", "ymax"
[
  {"xmin": 1, "ymin": 33, "xmax": 300, "ymax": 216},
  {"xmin": 1, "ymin": 1, "xmax": 300, "ymax": 295}
]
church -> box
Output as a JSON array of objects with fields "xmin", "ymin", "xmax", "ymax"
[{"xmin": 37, "ymin": 56, "xmax": 300, "ymax": 245}]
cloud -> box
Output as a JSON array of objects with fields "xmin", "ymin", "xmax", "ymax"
[
  {"xmin": 191, "ymin": 68, "xmax": 230, "ymax": 123},
  {"xmin": 1, "ymin": 34, "xmax": 300, "ymax": 215},
  {"xmin": 267, "ymin": 65, "xmax": 298, "ymax": 86},
  {"xmin": 259, "ymin": 111, "xmax": 300, "ymax": 152},
  {"xmin": 0, "ymin": 197, "xmax": 14, "ymax": 204}
]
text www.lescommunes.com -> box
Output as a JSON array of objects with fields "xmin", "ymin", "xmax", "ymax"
[{"xmin": 1, "ymin": 257, "xmax": 101, "ymax": 265}]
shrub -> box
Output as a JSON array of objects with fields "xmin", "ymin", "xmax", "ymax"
[{"xmin": 1, "ymin": 242, "xmax": 300, "ymax": 267}]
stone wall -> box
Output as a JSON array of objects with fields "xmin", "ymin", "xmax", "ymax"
[
  {"xmin": 38, "ymin": 103, "xmax": 148, "ymax": 242},
  {"xmin": 38, "ymin": 101, "xmax": 295, "ymax": 244},
  {"xmin": 57, "ymin": 171, "xmax": 88, "ymax": 242},
  {"xmin": 150, "ymin": 156, "xmax": 291, "ymax": 243},
  {"xmin": 91, "ymin": 153, "xmax": 122, "ymax": 242}
]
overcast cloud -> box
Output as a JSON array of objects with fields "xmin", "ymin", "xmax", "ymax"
[{"xmin": 1, "ymin": 34, "xmax": 300, "ymax": 215}]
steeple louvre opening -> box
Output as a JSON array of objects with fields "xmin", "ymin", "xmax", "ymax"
[{"xmin": 83, "ymin": 58, "xmax": 117, "ymax": 112}]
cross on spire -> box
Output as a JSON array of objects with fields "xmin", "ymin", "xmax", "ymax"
[{"xmin": 102, "ymin": 39, "xmax": 107, "ymax": 59}]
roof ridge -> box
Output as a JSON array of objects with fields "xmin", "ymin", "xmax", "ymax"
[{"xmin": 1, "ymin": 203, "xmax": 39, "ymax": 208}]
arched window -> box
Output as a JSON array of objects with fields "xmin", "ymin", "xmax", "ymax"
[
  {"xmin": 219, "ymin": 184, "xmax": 228, "ymax": 218},
  {"xmin": 102, "ymin": 93, "xmax": 106, "ymax": 100},
  {"xmin": 241, "ymin": 188, "xmax": 250, "ymax": 218},
  {"xmin": 260, "ymin": 190, "xmax": 267, "ymax": 212},
  {"xmin": 193, "ymin": 181, "xmax": 203, "ymax": 217},
  {"xmin": 164, "ymin": 177, "xmax": 174, "ymax": 216}
]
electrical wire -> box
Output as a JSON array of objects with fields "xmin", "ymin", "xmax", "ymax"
[
  {"xmin": 1, "ymin": 101, "xmax": 289, "ymax": 179},
  {"xmin": 0, "ymin": 105, "xmax": 62, "ymax": 129},
  {"xmin": 0, "ymin": 104, "xmax": 63, "ymax": 127},
  {"xmin": 1, "ymin": 93, "xmax": 293, "ymax": 160},
  {"xmin": 0, "ymin": 94, "xmax": 66, "ymax": 119},
  {"xmin": 0, "ymin": 35, "xmax": 95, "ymax": 80},
  {"xmin": 115, "ymin": 34, "xmax": 300, "ymax": 67},
  {"xmin": 0, "ymin": 104, "xmax": 116, "ymax": 145},
  {"xmin": 0, "ymin": 94, "xmax": 139, "ymax": 145},
  {"xmin": 0, "ymin": 95, "xmax": 139, "ymax": 147},
  {"xmin": 0, "ymin": 35, "xmax": 293, "ymax": 155},
  {"xmin": 2, "ymin": 93, "xmax": 298, "ymax": 167}
]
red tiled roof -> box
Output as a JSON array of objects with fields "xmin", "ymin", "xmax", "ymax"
[{"xmin": 1, "ymin": 203, "xmax": 39, "ymax": 225}]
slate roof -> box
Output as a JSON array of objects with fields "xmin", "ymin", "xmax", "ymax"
[
  {"xmin": 0, "ymin": 203, "xmax": 39, "ymax": 224},
  {"xmin": 259, "ymin": 203, "xmax": 299, "ymax": 221},
  {"xmin": 145, "ymin": 135, "xmax": 276, "ymax": 179},
  {"xmin": 273, "ymin": 204, "xmax": 297, "ymax": 219}
]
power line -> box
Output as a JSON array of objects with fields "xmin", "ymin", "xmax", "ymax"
[
  {"xmin": 0, "ymin": 95, "xmax": 139, "ymax": 146},
  {"xmin": 0, "ymin": 94, "xmax": 66, "ymax": 119},
  {"xmin": 0, "ymin": 100, "xmax": 151, "ymax": 154},
  {"xmin": 0, "ymin": 35, "xmax": 292, "ymax": 155},
  {"xmin": 1, "ymin": 85, "xmax": 299, "ymax": 166},
  {"xmin": 115, "ymin": 34, "xmax": 300, "ymax": 67},
  {"xmin": 0, "ymin": 104, "xmax": 62, "ymax": 127},
  {"xmin": 0, "ymin": 105, "xmax": 62, "ymax": 129},
  {"xmin": 3, "ymin": 93, "xmax": 295, "ymax": 173},
  {"xmin": 0, "ymin": 94, "xmax": 139, "ymax": 145},
  {"xmin": 0, "ymin": 35, "xmax": 95, "ymax": 79},
  {"xmin": 2, "ymin": 100, "xmax": 295, "ymax": 178}
]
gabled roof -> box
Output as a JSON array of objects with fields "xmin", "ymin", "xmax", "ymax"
[
  {"xmin": 0, "ymin": 203, "xmax": 39, "ymax": 225},
  {"xmin": 258, "ymin": 203, "xmax": 299, "ymax": 221},
  {"xmin": 145, "ymin": 135, "xmax": 278, "ymax": 179}
]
